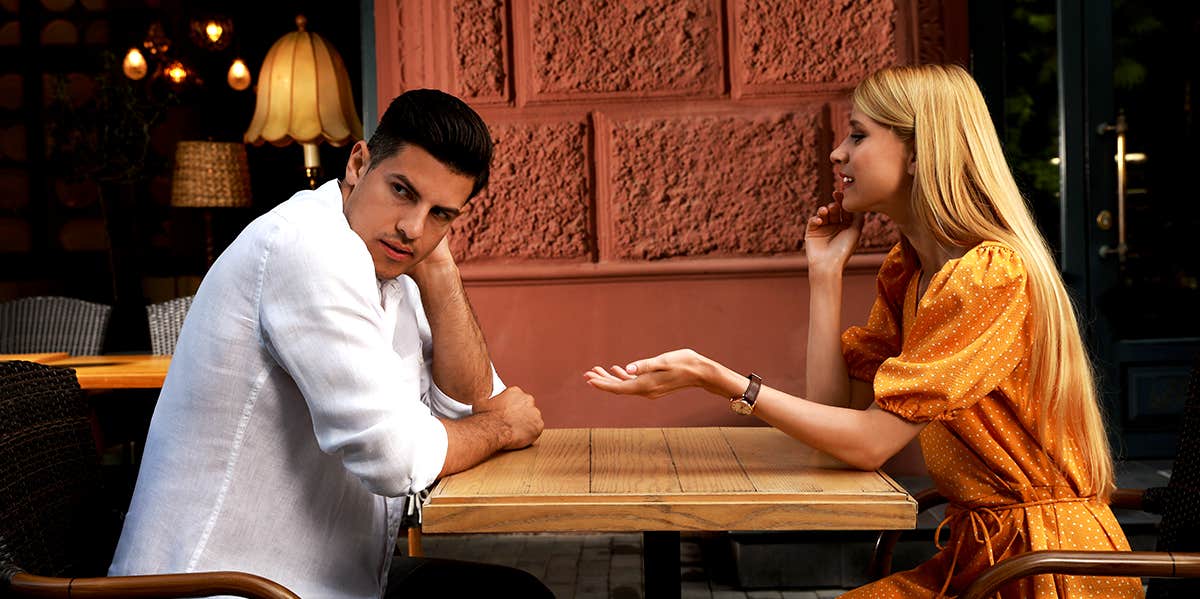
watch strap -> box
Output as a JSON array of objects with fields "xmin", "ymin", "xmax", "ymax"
[{"xmin": 729, "ymin": 373, "xmax": 762, "ymax": 415}]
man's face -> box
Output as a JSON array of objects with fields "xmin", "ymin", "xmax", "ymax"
[{"xmin": 342, "ymin": 142, "xmax": 474, "ymax": 279}]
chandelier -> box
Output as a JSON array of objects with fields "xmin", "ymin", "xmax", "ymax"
[{"xmin": 121, "ymin": 16, "xmax": 251, "ymax": 92}]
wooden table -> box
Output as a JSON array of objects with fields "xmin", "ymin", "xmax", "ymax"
[
  {"xmin": 43, "ymin": 355, "xmax": 170, "ymax": 390},
  {"xmin": 0, "ymin": 352, "xmax": 69, "ymax": 364},
  {"xmin": 424, "ymin": 427, "xmax": 916, "ymax": 597}
]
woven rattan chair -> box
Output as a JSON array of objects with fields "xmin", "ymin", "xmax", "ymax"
[
  {"xmin": 0, "ymin": 296, "xmax": 112, "ymax": 355},
  {"xmin": 0, "ymin": 360, "xmax": 299, "ymax": 599},
  {"xmin": 869, "ymin": 356, "xmax": 1200, "ymax": 598},
  {"xmin": 146, "ymin": 295, "xmax": 194, "ymax": 355}
]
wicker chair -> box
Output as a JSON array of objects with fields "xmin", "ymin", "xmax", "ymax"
[
  {"xmin": 0, "ymin": 360, "xmax": 299, "ymax": 599},
  {"xmin": 870, "ymin": 356, "xmax": 1200, "ymax": 598},
  {"xmin": 146, "ymin": 295, "xmax": 194, "ymax": 355},
  {"xmin": 0, "ymin": 296, "xmax": 112, "ymax": 355}
]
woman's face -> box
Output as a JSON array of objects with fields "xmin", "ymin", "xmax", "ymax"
[{"xmin": 828, "ymin": 108, "xmax": 914, "ymax": 220}]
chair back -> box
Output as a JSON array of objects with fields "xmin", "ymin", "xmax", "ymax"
[
  {"xmin": 0, "ymin": 361, "xmax": 115, "ymax": 579},
  {"xmin": 146, "ymin": 295, "xmax": 194, "ymax": 355},
  {"xmin": 0, "ymin": 296, "xmax": 112, "ymax": 355},
  {"xmin": 1149, "ymin": 354, "xmax": 1200, "ymax": 598}
]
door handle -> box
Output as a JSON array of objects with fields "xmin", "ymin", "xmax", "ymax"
[{"xmin": 1097, "ymin": 112, "xmax": 1128, "ymax": 260}]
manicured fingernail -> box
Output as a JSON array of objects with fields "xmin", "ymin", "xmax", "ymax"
[{"xmin": 625, "ymin": 363, "xmax": 637, "ymax": 373}]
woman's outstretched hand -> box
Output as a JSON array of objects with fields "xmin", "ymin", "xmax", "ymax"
[
  {"xmin": 804, "ymin": 192, "xmax": 865, "ymax": 273},
  {"xmin": 584, "ymin": 349, "xmax": 716, "ymax": 399}
]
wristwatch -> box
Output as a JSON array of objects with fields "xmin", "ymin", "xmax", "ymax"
[{"xmin": 729, "ymin": 373, "xmax": 762, "ymax": 415}]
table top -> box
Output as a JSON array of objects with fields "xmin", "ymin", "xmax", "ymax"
[
  {"xmin": 0, "ymin": 352, "xmax": 69, "ymax": 364},
  {"xmin": 424, "ymin": 427, "xmax": 916, "ymax": 534},
  {"xmin": 45, "ymin": 354, "xmax": 170, "ymax": 390}
]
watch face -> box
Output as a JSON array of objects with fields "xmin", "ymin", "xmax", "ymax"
[{"xmin": 730, "ymin": 399, "xmax": 753, "ymax": 415}]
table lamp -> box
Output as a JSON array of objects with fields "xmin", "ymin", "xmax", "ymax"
[
  {"xmin": 244, "ymin": 15, "xmax": 363, "ymax": 189},
  {"xmin": 171, "ymin": 140, "xmax": 253, "ymax": 267}
]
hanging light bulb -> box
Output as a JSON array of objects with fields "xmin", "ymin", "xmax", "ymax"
[
  {"xmin": 190, "ymin": 16, "xmax": 233, "ymax": 51},
  {"xmin": 205, "ymin": 21, "xmax": 224, "ymax": 44},
  {"xmin": 122, "ymin": 47, "xmax": 148, "ymax": 80},
  {"xmin": 227, "ymin": 58, "xmax": 251, "ymax": 91},
  {"xmin": 164, "ymin": 61, "xmax": 189, "ymax": 84}
]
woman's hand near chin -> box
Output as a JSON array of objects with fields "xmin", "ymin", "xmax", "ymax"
[{"xmin": 804, "ymin": 192, "xmax": 864, "ymax": 276}]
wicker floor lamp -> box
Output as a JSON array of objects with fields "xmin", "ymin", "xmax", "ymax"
[{"xmin": 170, "ymin": 141, "xmax": 253, "ymax": 267}]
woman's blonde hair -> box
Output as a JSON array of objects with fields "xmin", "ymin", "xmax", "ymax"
[{"xmin": 852, "ymin": 64, "xmax": 1114, "ymax": 498}]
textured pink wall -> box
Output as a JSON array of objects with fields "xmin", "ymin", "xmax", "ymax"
[
  {"xmin": 375, "ymin": 0, "xmax": 966, "ymax": 429},
  {"xmin": 526, "ymin": 0, "xmax": 724, "ymax": 99},
  {"xmin": 605, "ymin": 108, "xmax": 822, "ymax": 259},
  {"xmin": 735, "ymin": 0, "xmax": 898, "ymax": 88},
  {"xmin": 450, "ymin": 119, "xmax": 592, "ymax": 261}
]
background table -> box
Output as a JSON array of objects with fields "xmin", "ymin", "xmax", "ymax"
[
  {"xmin": 424, "ymin": 427, "xmax": 916, "ymax": 597},
  {"xmin": 0, "ymin": 352, "xmax": 68, "ymax": 364},
  {"xmin": 44, "ymin": 355, "xmax": 170, "ymax": 390}
]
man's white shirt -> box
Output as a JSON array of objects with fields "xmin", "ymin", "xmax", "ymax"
[{"xmin": 109, "ymin": 180, "xmax": 500, "ymax": 599}]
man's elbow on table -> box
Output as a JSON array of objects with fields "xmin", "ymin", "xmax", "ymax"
[{"xmin": 329, "ymin": 426, "xmax": 449, "ymax": 497}]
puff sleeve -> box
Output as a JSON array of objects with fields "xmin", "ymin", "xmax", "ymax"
[
  {"xmin": 842, "ymin": 244, "xmax": 913, "ymax": 382},
  {"xmin": 873, "ymin": 243, "xmax": 1030, "ymax": 423}
]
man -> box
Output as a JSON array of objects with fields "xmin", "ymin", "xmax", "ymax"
[{"xmin": 109, "ymin": 90, "xmax": 550, "ymax": 598}]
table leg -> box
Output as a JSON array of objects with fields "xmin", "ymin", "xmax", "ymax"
[{"xmin": 642, "ymin": 531, "xmax": 681, "ymax": 599}]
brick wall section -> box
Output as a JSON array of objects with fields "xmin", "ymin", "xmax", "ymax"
[
  {"xmin": 375, "ymin": 0, "xmax": 961, "ymax": 264},
  {"xmin": 528, "ymin": 0, "xmax": 724, "ymax": 98},
  {"xmin": 450, "ymin": 120, "xmax": 592, "ymax": 261},
  {"xmin": 737, "ymin": 0, "xmax": 898, "ymax": 87},
  {"xmin": 608, "ymin": 108, "xmax": 822, "ymax": 260},
  {"xmin": 453, "ymin": 0, "xmax": 508, "ymax": 101}
]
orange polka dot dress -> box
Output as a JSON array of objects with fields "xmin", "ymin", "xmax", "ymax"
[{"xmin": 838, "ymin": 242, "xmax": 1143, "ymax": 599}]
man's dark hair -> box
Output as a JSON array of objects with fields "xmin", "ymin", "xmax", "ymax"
[{"xmin": 366, "ymin": 89, "xmax": 493, "ymax": 199}]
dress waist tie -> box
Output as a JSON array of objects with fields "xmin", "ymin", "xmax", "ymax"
[{"xmin": 932, "ymin": 495, "xmax": 1097, "ymax": 599}]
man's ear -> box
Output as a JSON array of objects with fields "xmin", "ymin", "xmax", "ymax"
[{"xmin": 345, "ymin": 141, "xmax": 370, "ymax": 185}]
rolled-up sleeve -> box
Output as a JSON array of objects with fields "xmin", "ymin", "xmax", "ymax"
[{"xmin": 257, "ymin": 223, "xmax": 446, "ymax": 497}]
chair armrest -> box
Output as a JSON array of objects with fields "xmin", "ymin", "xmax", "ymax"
[
  {"xmin": 8, "ymin": 571, "xmax": 299, "ymax": 599},
  {"xmin": 961, "ymin": 551, "xmax": 1200, "ymax": 599},
  {"xmin": 1109, "ymin": 487, "xmax": 1146, "ymax": 511},
  {"xmin": 869, "ymin": 487, "xmax": 947, "ymax": 580}
]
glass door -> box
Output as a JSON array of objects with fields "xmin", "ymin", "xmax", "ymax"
[{"xmin": 974, "ymin": 0, "xmax": 1200, "ymax": 457}]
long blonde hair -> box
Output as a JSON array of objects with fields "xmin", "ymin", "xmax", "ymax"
[{"xmin": 852, "ymin": 64, "xmax": 1113, "ymax": 498}]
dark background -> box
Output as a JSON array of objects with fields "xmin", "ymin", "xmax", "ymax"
[{"xmin": 0, "ymin": 0, "xmax": 365, "ymax": 350}]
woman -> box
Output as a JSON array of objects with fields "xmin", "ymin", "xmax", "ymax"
[{"xmin": 585, "ymin": 64, "xmax": 1141, "ymax": 598}]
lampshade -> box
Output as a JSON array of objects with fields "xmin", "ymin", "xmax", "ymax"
[
  {"xmin": 170, "ymin": 141, "xmax": 252, "ymax": 208},
  {"xmin": 244, "ymin": 15, "xmax": 362, "ymax": 188}
]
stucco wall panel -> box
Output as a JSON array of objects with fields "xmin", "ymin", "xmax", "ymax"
[
  {"xmin": 608, "ymin": 108, "xmax": 824, "ymax": 260},
  {"xmin": 454, "ymin": 0, "xmax": 509, "ymax": 102},
  {"xmin": 450, "ymin": 120, "xmax": 592, "ymax": 261},
  {"xmin": 527, "ymin": 0, "xmax": 724, "ymax": 99},
  {"xmin": 736, "ymin": 0, "xmax": 897, "ymax": 89}
]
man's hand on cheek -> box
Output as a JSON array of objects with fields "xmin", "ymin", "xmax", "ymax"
[{"xmin": 410, "ymin": 236, "xmax": 457, "ymax": 286}]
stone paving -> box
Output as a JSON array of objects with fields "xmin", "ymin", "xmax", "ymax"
[{"xmin": 414, "ymin": 532, "xmax": 846, "ymax": 599}]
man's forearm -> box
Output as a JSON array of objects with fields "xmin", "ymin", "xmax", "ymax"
[
  {"xmin": 437, "ymin": 412, "xmax": 511, "ymax": 477},
  {"xmin": 415, "ymin": 261, "xmax": 493, "ymax": 404}
]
